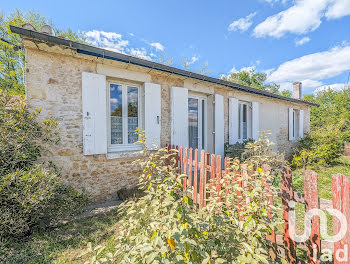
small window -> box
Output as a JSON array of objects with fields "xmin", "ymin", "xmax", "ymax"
[
  {"xmin": 109, "ymin": 82, "xmax": 141, "ymax": 152},
  {"xmin": 238, "ymin": 102, "xmax": 251, "ymax": 141}
]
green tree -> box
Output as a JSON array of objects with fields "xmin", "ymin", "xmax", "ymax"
[
  {"xmin": 222, "ymin": 68, "xmax": 291, "ymax": 97},
  {"xmin": 0, "ymin": 9, "xmax": 86, "ymax": 94}
]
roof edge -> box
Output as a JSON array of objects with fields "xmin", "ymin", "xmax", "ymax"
[{"xmin": 10, "ymin": 25, "xmax": 319, "ymax": 107}]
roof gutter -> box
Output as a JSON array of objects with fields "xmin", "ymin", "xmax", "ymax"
[{"xmin": 10, "ymin": 25, "xmax": 318, "ymax": 107}]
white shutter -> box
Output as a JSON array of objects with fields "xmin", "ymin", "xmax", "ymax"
[
  {"xmin": 145, "ymin": 83, "xmax": 161, "ymax": 149},
  {"xmin": 288, "ymin": 108, "xmax": 294, "ymax": 141},
  {"xmin": 229, "ymin": 98, "xmax": 239, "ymax": 144},
  {"xmin": 215, "ymin": 94, "xmax": 225, "ymax": 158},
  {"xmin": 171, "ymin": 87, "xmax": 188, "ymax": 147},
  {"xmin": 252, "ymin": 101, "xmax": 260, "ymax": 141},
  {"xmin": 82, "ymin": 72, "xmax": 107, "ymax": 155},
  {"xmin": 299, "ymin": 110, "xmax": 304, "ymax": 139}
]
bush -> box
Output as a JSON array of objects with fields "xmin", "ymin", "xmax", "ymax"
[
  {"xmin": 225, "ymin": 139, "xmax": 254, "ymax": 159},
  {"xmin": 0, "ymin": 165, "xmax": 87, "ymax": 238},
  {"xmin": 80, "ymin": 133, "xmax": 279, "ymax": 263},
  {"xmin": 291, "ymin": 123, "xmax": 344, "ymax": 168},
  {"xmin": 0, "ymin": 90, "xmax": 87, "ymax": 239},
  {"xmin": 0, "ymin": 90, "xmax": 59, "ymax": 175}
]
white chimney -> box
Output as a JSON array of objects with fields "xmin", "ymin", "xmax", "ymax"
[{"xmin": 293, "ymin": 81, "xmax": 302, "ymax": 99}]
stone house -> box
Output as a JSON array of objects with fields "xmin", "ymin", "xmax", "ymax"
[{"xmin": 11, "ymin": 25, "xmax": 317, "ymax": 201}]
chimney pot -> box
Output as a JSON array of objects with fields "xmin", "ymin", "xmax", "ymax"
[{"xmin": 293, "ymin": 81, "xmax": 302, "ymax": 99}]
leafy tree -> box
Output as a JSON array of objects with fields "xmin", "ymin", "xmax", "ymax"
[
  {"xmin": 222, "ymin": 68, "xmax": 290, "ymax": 97},
  {"xmin": 0, "ymin": 9, "xmax": 86, "ymax": 94},
  {"xmin": 292, "ymin": 87, "xmax": 350, "ymax": 167}
]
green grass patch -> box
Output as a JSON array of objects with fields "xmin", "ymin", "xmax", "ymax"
[{"xmin": 0, "ymin": 209, "xmax": 121, "ymax": 264}]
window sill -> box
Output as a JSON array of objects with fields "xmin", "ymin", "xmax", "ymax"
[{"xmin": 106, "ymin": 150, "xmax": 145, "ymax": 160}]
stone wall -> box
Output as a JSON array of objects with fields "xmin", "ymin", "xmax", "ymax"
[{"xmin": 24, "ymin": 42, "xmax": 311, "ymax": 201}]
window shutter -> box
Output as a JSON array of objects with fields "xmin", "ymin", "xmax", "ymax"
[
  {"xmin": 288, "ymin": 108, "xmax": 294, "ymax": 141},
  {"xmin": 299, "ymin": 110, "xmax": 304, "ymax": 139},
  {"xmin": 82, "ymin": 72, "xmax": 107, "ymax": 155},
  {"xmin": 252, "ymin": 101, "xmax": 259, "ymax": 141},
  {"xmin": 171, "ymin": 87, "xmax": 188, "ymax": 147},
  {"xmin": 215, "ymin": 94, "xmax": 225, "ymax": 158},
  {"xmin": 229, "ymin": 98, "xmax": 239, "ymax": 144},
  {"xmin": 145, "ymin": 83, "xmax": 161, "ymax": 149}
]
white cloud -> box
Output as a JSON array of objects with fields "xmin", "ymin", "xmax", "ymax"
[
  {"xmin": 150, "ymin": 42, "xmax": 164, "ymax": 51},
  {"xmin": 295, "ymin": 36, "xmax": 310, "ymax": 46},
  {"xmin": 229, "ymin": 67, "xmax": 238, "ymax": 74},
  {"xmin": 85, "ymin": 30, "xmax": 129, "ymax": 53},
  {"xmin": 326, "ymin": 0, "xmax": 350, "ymax": 19},
  {"xmin": 262, "ymin": 0, "xmax": 288, "ymax": 5},
  {"xmin": 267, "ymin": 45, "xmax": 350, "ymax": 84},
  {"xmin": 190, "ymin": 55, "xmax": 199, "ymax": 64},
  {"xmin": 314, "ymin": 83, "xmax": 348, "ymax": 93},
  {"xmin": 254, "ymin": 0, "xmax": 350, "ymax": 38},
  {"xmin": 130, "ymin": 48, "xmax": 152, "ymax": 60},
  {"xmin": 228, "ymin": 12, "xmax": 257, "ymax": 32}
]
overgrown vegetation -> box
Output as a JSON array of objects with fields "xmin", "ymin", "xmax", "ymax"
[
  {"xmin": 0, "ymin": 91, "xmax": 87, "ymax": 239},
  {"xmin": 78, "ymin": 132, "xmax": 280, "ymax": 263},
  {"xmin": 292, "ymin": 87, "xmax": 350, "ymax": 168},
  {"xmin": 0, "ymin": 9, "xmax": 86, "ymax": 94}
]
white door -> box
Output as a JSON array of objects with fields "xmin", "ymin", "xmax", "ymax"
[{"xmin": 188, "ymin": 96, "xmax": 207, "ymax": 153}]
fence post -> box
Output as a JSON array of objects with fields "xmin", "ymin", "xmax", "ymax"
[
  {"xmin": 183, "ymin": 147, "xmax": 188, "ymax": 190},
  {"xmin": 188, "ymin": 148, "xmax": 193, "ymax": 196},
  {"xmin": 216, "ymin": 155, "xmax": 221, "ymax": 201},
  {"xmin": 281, "ymin": 167, "xmax": 297, "ymax": 263},
  {"xmin": 210, "ymin": 154, "xmax": 216, "ymax": 197},
  {"xmin": 193, "ymin": 149, "xmax": 198, "ymax": 204},
  {"xmin": 332, "ymin": 174, "xmax": 350, "ymax": 264},
  {"xmin": 199, "ymin": 150, "xmax": 205, "ymax": 209},
  {"xmin": 262, "ymin": 164, "xmax": 277, "ymax": 261},
  {"xmin": 304, "ymin": 170, "xmax": 320, "ymax": 264}
]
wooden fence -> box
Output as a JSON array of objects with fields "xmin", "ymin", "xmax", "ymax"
[{"xmin": 168, "ymin": 145, "xmax": 350, "ymax": 264}]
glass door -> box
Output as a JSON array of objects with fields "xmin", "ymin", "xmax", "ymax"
[{"xmin": 188, "ymin": 96, "xmax": 206, "ymax": 153}]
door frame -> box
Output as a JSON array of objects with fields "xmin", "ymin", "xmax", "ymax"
[{"xmin": 188, "ymin": 94, "xmax": 208, "ymax": 152}]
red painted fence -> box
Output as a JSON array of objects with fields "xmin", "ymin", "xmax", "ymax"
[{"xmin": 168, "ymin": 145, "xmax": 350, "ymax": 264}]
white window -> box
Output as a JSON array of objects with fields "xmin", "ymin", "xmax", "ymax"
[
  {"xmin": 108, "ymin": 82, "xmax": 141, "ymax": 152},
  {"xmin": 238, "ymin": 102, "xmax": 252, "ymax": 141}
]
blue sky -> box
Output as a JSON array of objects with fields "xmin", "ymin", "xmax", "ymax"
[{"xmin": 3, "ymin": 0, "xmax": 350, "ymax": 94}]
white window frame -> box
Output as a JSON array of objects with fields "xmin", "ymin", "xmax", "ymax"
[
  {"xmin": 188, "ymin": 94, "xmax": 208, "ymax": 153},
  {"xmin": 238, "ymin": 101, "xmax": 252, "ymax": 142},
  {"xmin": 107, "ymin": 81, "xmax": 142, "ymax": 152}
]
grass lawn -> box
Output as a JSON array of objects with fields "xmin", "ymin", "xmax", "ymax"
[{"xmin": 0, "ymin": 209, "xmax": 122, "ymax": 264}]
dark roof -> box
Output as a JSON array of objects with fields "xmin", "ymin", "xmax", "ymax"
[{"xmin": 10, "ymin": 25, "xmax": 318, "ymax": 106}]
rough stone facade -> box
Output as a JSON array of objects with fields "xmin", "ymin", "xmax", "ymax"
[{"xmin": 24, "ymin": 40, "xmax": 311, "ymax": 202}]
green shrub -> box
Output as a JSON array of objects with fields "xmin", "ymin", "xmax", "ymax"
[
  {"xmin": 0, "ymin": 90, "xmax": 87, "ymax": 239},
  {"xmin": 0, "ymin": 165, "xmax": 87, "ymax": 238},
  {"xmin": 225, "ymin": 139, "xmax": 254, "ymax": 159},
  {"xmin": 0, "ymin": 90, "xmax": 59, "ymax": 175},
  {"xmin": 79, "ymin": 133, "xmax": 280, "ymax": 263},
  {"xmin": 292, "ymin": 123, "xmax": 344, "ymax": 168}
]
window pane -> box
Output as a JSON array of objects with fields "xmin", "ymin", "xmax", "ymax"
[
  {"xmin": 188, "ymin": 98, "xmax": 199, "ymax": 150},
  {"xmin": 242, "ymin": 104, "xmax": 247, "ymax": 139},
  {"xmin": 127, "ymin": 87, "xmax": 139, "ymax": 144},
  {"xmin": 110, "ymin": 84, "xmax": 123, "ymax": 144}
]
